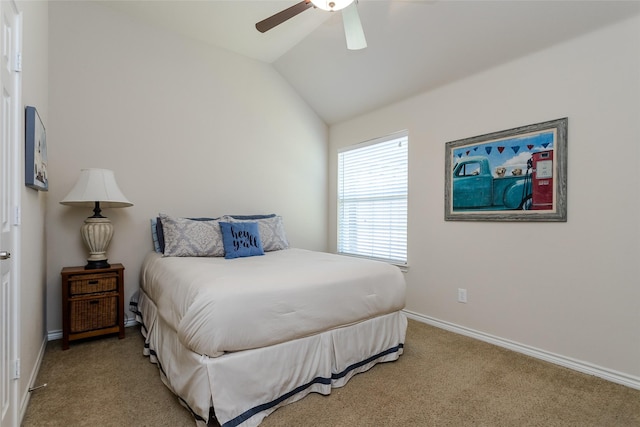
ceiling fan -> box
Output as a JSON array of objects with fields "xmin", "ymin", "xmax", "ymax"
[{"xmin": 256, "ymin": 0, "xmax": 367, "ymax": 50}]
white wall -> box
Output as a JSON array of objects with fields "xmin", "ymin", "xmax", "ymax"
[
  {"xmin": 17, "ymin": 0, "xmax": 48, "ymax": 418},
  {"xmin": 329, "ymin": 16, "xmax": 640, "ymax": 380},
  {"xmin": 47, "ymin": 2, "xmax": 328, "ymax": 333}
]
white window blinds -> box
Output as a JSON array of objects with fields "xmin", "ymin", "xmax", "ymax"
[{"xmin": 337, "ymin": 132, "xmax": 408, "ymax": 265}]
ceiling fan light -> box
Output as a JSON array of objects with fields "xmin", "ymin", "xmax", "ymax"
[{"xmin": 311, "ymin": 0, "xmax": 354, "ymax": 12}]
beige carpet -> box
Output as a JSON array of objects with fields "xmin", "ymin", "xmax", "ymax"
[{"xmin": 22, "ymin": 319, "xmax": 640, "ymax": 426}]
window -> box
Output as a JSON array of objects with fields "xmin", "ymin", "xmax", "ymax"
[
  {"xmin": 456, "ymin": 161, "xmax": 481, "ymax": 177},
  {"xmin": 337, "ymin": 132, "xmax": 408, "ymax": 265}
]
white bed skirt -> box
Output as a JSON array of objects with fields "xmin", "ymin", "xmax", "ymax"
[{"xmin": 133, "ymin": 289, "xmax": 407, "ymax": 427}]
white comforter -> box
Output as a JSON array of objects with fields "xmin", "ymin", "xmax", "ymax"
[{"xmin": 140, "ymin": 248, "xmax": 406, "ymax": 357}]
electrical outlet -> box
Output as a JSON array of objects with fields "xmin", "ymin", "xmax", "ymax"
[{"xmin": 457, "ymin": 288, "xmax": 467, "ymax": 303}]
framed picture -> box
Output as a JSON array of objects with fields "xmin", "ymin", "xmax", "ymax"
[
  {"xmin": 445, "ymin": 118, "xmax": 567, "ymax": 222},
  {"xmin": 25, "ymin": 106, "xmax": 48, "ymax": 191}
]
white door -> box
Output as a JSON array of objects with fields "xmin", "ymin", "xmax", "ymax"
[{"xmin": 0, "ymin": 1, "xmax": 20, "ymax": 426}]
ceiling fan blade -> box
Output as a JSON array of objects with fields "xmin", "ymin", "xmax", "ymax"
[
  {"xmin": 342, "ymin": 2, "xmax": 367, "ymax": 50},
  {"xmin": 256, "ymin": 1, "xmax": 313, "ymax": 33}
]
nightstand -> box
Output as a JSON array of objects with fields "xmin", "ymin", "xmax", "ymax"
[{"xmin": 61, "ymin": 263, "xmax": 125, "ymax": 350}]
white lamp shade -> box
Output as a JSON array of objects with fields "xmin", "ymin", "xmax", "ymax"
[
  {"xmin": 311, "ymin": 0, "xmax": 354, "ymax": 11},
  {"xmin": 60, "ymin": 169, "xmax": 133, "ymax": 208}
]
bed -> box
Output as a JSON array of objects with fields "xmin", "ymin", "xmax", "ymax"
[{"xmin": 132, "ymin": 214, "xmax": 407, "ymax": 427}]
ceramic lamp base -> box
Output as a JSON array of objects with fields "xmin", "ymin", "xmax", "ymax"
[{"xmin": 81, "ymin": 216, "xmax": 113, "ymax": 270}]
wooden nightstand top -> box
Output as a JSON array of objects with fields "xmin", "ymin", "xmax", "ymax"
[{"xmin": 61, "ymin": 263, "xmax": 124, "ymax": 275}]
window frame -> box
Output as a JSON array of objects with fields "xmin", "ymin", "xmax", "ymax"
[{"xmin": 337, "ymin": 130, "xmax": 409, "ymax": 268}]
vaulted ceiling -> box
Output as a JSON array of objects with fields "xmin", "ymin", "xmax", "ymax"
[{"xmin": 99, "ymin": 1, "xmax": 640, "ymax": 124}]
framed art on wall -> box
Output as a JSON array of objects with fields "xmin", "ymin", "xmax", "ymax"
[
  {"xmin": 444, "ymin": 118, "xmax": 567, "ymax": 222},
  {"xmin": 25, "ymin": 106, "xmax": 48, "ymax": 191}
]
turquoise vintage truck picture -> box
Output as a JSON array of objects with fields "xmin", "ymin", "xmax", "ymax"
[
  {"xmin": 452, "ymin": 155, "xmax": 533, "ymax": 210},
  {"xmin": 451, "ymin": 131, "xmax": 555, "ymax": 212},
  {"xmin": 445, "ymin": 118, "xmax": 567, "ymax": 222}
]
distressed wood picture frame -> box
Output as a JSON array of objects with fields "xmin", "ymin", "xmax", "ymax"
[
  {"xmin": 25, "ymin": 106, "xmax": 48, "ymax": 191},
  {"xmin": 444, "ymin": 118, "xmax": 567, "ymax": 222}
]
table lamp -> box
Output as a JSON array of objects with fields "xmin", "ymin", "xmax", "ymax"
[{"xmin": 60, "ymin": 169, "xmax": 133, "ymax": 269}]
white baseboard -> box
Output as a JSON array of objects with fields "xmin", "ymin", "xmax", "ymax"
[
  {"xmin": 403, "ymin": 309, "xmax": 640, "ymax": 391},
  {"xmin": 47, "ymin": 330, "xmax": 62, "ymax": 341},
  {"xmin": 19, "ymin": 333, "xmax": 48, "ymax": 424}
]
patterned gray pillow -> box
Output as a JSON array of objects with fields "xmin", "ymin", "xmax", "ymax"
[
  {"xmin": 159, "ymin": 213, "xmax": 225, "ymax": 257},
  {"xmin": 221, "ymin": 215, "xmax": 289, "ymax": 252}
]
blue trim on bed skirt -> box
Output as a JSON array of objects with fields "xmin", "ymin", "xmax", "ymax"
[
  {"xmin": 129, "ymin": 305, "xmax": 149, "ymax": 335},
  {"xmin": 225, "ymin": 376, "xmax": 332, "ymax": 427},
  {"xmin": 222, "ymin": 342, "xmax": 405, "ymax": 427},
  {"xmin": 136, "ymin": 316, "xmax": 209, "ymax": 424},
  {"xmin": 332, "ymin": 343, "xmax": 404, "ymax": 380}
]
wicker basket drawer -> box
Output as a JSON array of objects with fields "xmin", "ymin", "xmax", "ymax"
[
  {"xmin": 70, "ymin": 295, "xmax": 118, "ymax": 333},
  {"xmin": 69, "ymin": 273, "xmax": 118, "ymax": 296}
]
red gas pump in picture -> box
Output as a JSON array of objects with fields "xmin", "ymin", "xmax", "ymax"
[{"xmin": 531, "ymin": 150, "xmax": 553, "ymax": 210}]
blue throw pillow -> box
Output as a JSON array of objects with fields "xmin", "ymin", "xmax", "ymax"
[{"xmin": 219, "ymin": 222, "xmax": 264, "ymax": 259}]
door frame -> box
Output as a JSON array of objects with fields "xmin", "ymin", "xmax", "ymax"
[{"xmin": 1, "ymin": 1, "xmax": 22, "ymax": 426}]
